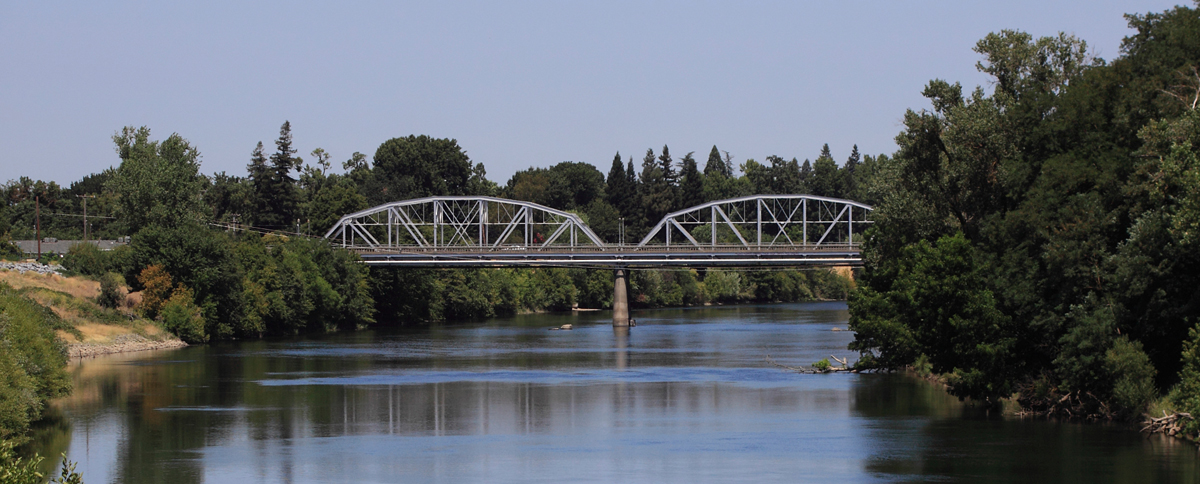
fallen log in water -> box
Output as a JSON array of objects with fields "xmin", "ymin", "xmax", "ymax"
[
  {"xmin": 765, "ymin": 355, "xmax": 856, "ymax": 373},
  {"xmin": 1141, "ymin": 412, "xmax": 1194, "ymax": 438}
]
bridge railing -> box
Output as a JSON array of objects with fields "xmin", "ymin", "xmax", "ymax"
[{"xmin": 342, "ymin": 243, "xmax": 863, "ymax": 254}]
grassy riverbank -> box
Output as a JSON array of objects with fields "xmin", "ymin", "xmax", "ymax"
[{"xmin": 0, "ymin": 268, "xmax": 185, "ymax": 358}]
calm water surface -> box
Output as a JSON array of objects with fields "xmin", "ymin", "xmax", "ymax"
[{"xmin": 43, "ymin": 302, "xmax": 1200, "ymax": 483}]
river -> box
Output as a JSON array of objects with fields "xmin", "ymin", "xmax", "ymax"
[{"xmin": 42, "ymin": 302, "xmax": 1199, "ymax": 483}]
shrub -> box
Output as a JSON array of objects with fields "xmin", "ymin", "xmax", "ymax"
[
  {"xmin": 62, "ymin": 243, "xmax": 107, "ymax": 277},
  {"xmin": 135, "ymin": 265, "xmax": 173, "ymax": 320},
  {"xmin": 0, "ymin": 233, "xmax": 21, "ymax": 260},
  {"xmin": 1105, "ymin": 336, "xmax": 1157, "ymax": 416},
  {"xmin": 159, "ymin": 286, "xmax": 207, "ymax": 343},
  {"xmin": 0, "ymin": 283, "xmax": 70, "ymax": 439},
  {"xmin": 813, "ymin": 358, "xmax": 832, "ymax": 372},
  {"xmin": 1175, "ymin": 323, "xmax": 1200, "ymax": 436},
  {"xmin": 96, "ymin": 272, "xmax": 124, "ymax": 309},
  {"xmin": 0, "ymin": 439, "xmax": 84, "ymax": 484}
]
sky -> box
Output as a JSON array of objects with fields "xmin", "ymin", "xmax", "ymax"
[{"xmin": 0, "ymin": 1, "xmax": 1188, "ymax": 187}]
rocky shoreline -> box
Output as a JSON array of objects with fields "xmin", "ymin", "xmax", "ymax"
[{"xmin": 67, "ymin": 333, "xmax": 187, "ymax": 359}]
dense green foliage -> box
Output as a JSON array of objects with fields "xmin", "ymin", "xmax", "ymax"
[
  {"xmin": 850, "ymin": 6, "xmax": 1200, "ymax": 416},
  {"xmin": 11, "ymin": 107, "xmax": 866, "ymax": 334},
  {"xmin": 0, "ymin": 439, "xmax": 82, "ymax": 484},
  {"xmin": 0, "ymin": 283, "xmax": 70, "ymax": 440}
]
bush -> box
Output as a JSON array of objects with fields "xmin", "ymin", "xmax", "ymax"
[
  {"xmin": 135, "ymin": 265, "xmax": 173, "ymax": 320},
  {"xmin": 0, "ymin": 439, "xmax": 84, "ymax": 484},
  {"xmin": 1105, "ymin": 336, "xmax": 1157, "ymax": 416},
  {"xmin": 813, "ymin": 358, "xmax": 832, "ymax": 372},
  {"xmin": 159, "ymin": 286, "xmax": 207, "ymax": 344},
  {"xmin": 62, "ymin": 243, "xmax": 107, "ymax": 277},
  {"xmin": 96, "ymin": 273, "xmax": 124, "ymax": 309},
  {"xmin": 1175, "ymin": 323, "xmax": 1200, "ymax": 436},
  {"xmin": 0, "ymin": 283, "xmax": 70, "ymax": 439},
  {"xmin": 0, "ymin": 233, "xmax": 22, "ymax": 260}
]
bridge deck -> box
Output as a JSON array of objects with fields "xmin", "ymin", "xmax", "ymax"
[{"xmin": 350, "ymin": 244, "xmax": 862, "ymax": 267}]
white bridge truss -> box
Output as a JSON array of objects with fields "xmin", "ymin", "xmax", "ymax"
[
  {"xmin": 324, "ymin": 196, "xmax": 605, "ymax": 250},
  {"xmin": 325, "ymin": 195, "xmax": 872, "ymax": 267},
  {"xmin": 639, "ymin": 195, "xmax": 873, "ymax": 249}
]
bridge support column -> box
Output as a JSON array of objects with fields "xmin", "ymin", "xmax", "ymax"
[{"xmin": 613, "ymin": 268, "xmax": 630, "ymax": 327}]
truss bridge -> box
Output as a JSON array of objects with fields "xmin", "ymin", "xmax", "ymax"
[
  {"xmin": 324, "ymin": 195, "xmax": 871, "ymax": 268},
  {"xmin": 324, "ymin": 195, "xmax": 872, "ymax": 326}
]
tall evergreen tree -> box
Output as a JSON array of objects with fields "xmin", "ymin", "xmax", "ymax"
[
  {"xmin": 799, "ymin": 159, "xmax": 814, "ymax": 193},
  {"xmin": 658, "ymin": 145, "xmax": 677, "ymax": 185},
  {"xmin": 623, "ymin": 157, "xmax": 644, "ymax": 235},
  {"xmin": 679, "ymin": 152, "xmax": 704, "ymax": 210},
  {"xmin": 640, "ymin": 148, "xmax": 674, "ymax": 232},
  {"xmin": 841, "ymin": 144, "xmax": 862, "ymax": 200},
  {"xmin": 811, "ymin": 144, "xmax": 839, "ymax": 197},
  {"xmin": 254, "ymin": 121, "xmax": 303, "ymax": 229},
  {"xmin": 606, "ymin": 151, "xmax": 628, "ymax": 208},
  {"xmin": 704, "ymin": 145, "xmax": 729, "ymax": 177},
  {"xmin": 246, "ymin": 141, "xmax": 269, "ymax": 225}
]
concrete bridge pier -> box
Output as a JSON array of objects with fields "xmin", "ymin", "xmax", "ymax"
[{"xmin": 613, "ymin": 268, "xmax": 630, "ymax": 327}]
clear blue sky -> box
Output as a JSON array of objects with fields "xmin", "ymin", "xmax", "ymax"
[{"xmin": 0, "ymin": 1, "xmax": 1186, "ymax": 186}]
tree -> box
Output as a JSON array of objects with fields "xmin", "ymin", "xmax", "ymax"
[
  {"xmin": 851, "ymin": 233, "xmax": 1017, "ymax": 402},
  {"xmin": 841, "ymin": 145, "xmax": 862, "ymax": 200},
  {"xmin": 107, "ymin": 126, "xmax": 205, "ymax": 233},
  {"xmin": 678, "ymin": 152, "xmax": 704, "ymax": 209},
  {"xmin": 253, "ymin": 121, "xmax": 303, "ymax": 229},
  {"xmin": 704, "ymin": 145, "xmax": 730, "ymax": 178},
  {"xmin": 370, "ymin": 135, "xmax": 474, "ymax": 204},
  {"xmin": 606, "ymin": 152, "xmax": 632, "ymax": 211},
  {"xmin": 810, "ymin": 144, "xmax": 840, "ymax": 197},
  {"xmin": 640, "ymin": 148, "xmax": 674, "ymax": 227}
]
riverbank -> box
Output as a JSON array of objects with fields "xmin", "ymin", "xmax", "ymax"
[{"xmin": 0, "ymin": 266, "xmax": 186, "ymax": 358}]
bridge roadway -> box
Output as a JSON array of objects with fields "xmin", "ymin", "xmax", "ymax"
[{"xmin": 347, "ymin": 243, "xmax": 863, "ymax": 268}]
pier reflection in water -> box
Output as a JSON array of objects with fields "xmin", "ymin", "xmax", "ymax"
[{"xmin": 49, "ymin": 303, "xmax": 1199, "ymax": 483}]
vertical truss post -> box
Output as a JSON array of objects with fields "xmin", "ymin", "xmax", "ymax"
[
  {"xmin": 849, "ymin": 205, "xmax": 853, "ymax": 246},
  {"xmin": 756, "ymin": 199, "xmax": 762, "ymax": 247},
  {"xmin": 711, "ymin": 206, "xmax": 716, "ymax": 247},
  {"xmin": 802, "ymin": 198, "xmax": 807, "ymax": 247}
]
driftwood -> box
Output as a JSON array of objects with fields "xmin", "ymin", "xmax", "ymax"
[
  {"xmin": 765, "ymin": 354, "xmax": 855, "ymax": 373},
  {"xmin": 1142, "ymin": 412, "xmax": 1194, "ymax": 437},
  {"xmin": 1014, "ymin": 389, "xmax": 1115, "ymax": 421}
]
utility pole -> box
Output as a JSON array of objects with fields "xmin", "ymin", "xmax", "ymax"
[
  {"xmin": 77, "ymin": 194, "xmax": 96, "ymax": 241},
  {"xmin": 35, "ymin": 196, "xmax": 41, "ymax": 259}
]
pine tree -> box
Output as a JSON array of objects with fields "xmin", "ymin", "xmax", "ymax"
[
  {"xmin": 704, "ymin": 145, "xmax": 729, "ymax": 178},
  {"xmin": 799, "ymin": 159, "xmax": 813, "ymax": 193},
  {"xmin": 679, "ymin": 152, "xmax": 704, "ymax": 210},
  {"xmin": 606, "ymin": 151, "xmax": 628, "ymax": 209},
  {"xmin": 658, "ymin": 145, "xmax": 679, "ymax": 211},
  {"xmin": 247, "ymin": 141, "xmax": 270, "ymax": 225},
  {"xmin": 811, "ymin": 144, "xmax": 839, "ymax": 197},
  {"xmin": 841, "ymin": 144, "xmax": 862, "ymax": 200},
  {"xmin": 253, "ymin": 121, "xmax": 303, "ymax": 229},
  {"xmin": 641, "ymin": 148, "xmax": 674, "ymax": 229}
]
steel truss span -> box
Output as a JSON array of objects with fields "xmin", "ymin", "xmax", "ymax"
[
  {"xmin": 638, "ymin": 194, "xmax": 873, "ymax": 249},
  {"xmin": 325, "ymin": 195, "xmax": 872, "ymax": 267}
]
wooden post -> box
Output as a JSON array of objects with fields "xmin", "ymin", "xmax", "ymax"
[{"xmin": 35, "ymin": 195, "xmax": 41, "ymax": 259}]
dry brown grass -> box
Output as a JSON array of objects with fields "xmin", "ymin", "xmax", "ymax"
[
  {"xmin": 58, "ymin": 322, "xmax": 170, "ymax": 345},
  {"xmin": 1, "ymin": 269, "xmax": 172, "ymax": 346},
  {"xmin": 830, "ymin": 265, "xmax": 855, "ymax": 282},
  {"xmin": 0, "ymin": 270, "xmax": 99, "ymax": 299}
]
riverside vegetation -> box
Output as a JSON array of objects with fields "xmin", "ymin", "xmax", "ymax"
[
  {"xmin": 3, "ymin": 5, "xmax": 1200, "ymax": 475},
  {"xmin": 848, "ymin": 4, "xmax": 1200, "ymax": 438}
]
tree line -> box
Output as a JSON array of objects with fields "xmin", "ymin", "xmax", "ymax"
[
  {"xmin": 0, "ymin": 115, "xmax": 868, "ymax": 345},
  {"xmin": 848, "ymin": 5, "xmax": 1200, "ymax": 427}
]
